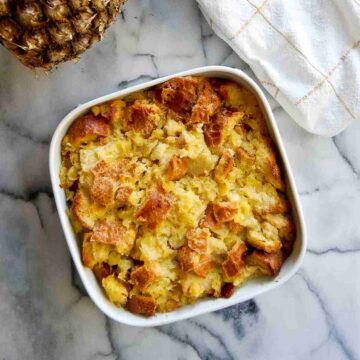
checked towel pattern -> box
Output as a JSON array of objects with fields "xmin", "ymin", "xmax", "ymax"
[{"xmin": 197, "ymin": 0, "xmax": 360, "ymax": 136}]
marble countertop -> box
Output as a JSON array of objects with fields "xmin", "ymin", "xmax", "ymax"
[{"xmin": 0, "ymin": 1, "xmax": 359, "ymax": 359}]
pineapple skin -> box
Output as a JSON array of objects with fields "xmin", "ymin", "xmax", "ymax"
[{"xmin": 0, "ymin": 0, "xmax": 127, "ymax": 70}]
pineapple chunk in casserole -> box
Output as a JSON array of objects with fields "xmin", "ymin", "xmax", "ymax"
[{"xmin": 60, "ymin": 76, "xmax": 295, "ymax": 316}]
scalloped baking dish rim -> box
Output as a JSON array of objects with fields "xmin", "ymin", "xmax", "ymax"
[{"xmin": 49, "ymin": 65, "xmax": 307, "ymax": 327}]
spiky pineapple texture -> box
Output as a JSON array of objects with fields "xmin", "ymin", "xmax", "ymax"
[{"xmin": 0, "ymin": 0, "xmax": 127, "ymax": 70}]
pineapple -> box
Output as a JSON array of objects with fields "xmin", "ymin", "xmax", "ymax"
[{"xmin": 0, "ymin": 0, "xmax": 127, "ymax": 70}]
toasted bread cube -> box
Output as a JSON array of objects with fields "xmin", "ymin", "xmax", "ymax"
[
  {"xmin": 215, "ymin": 150, "xmax": 234, "ymax": 181},
  {"xmin": 236, "ymin": 147, "xmax": 256, "ymax": 169},
  {"xmin": 263, "ymin": 214, "xmax": 295, "ymax": 256},
  {"xmin": 228, "ymin": 221, "xmax": 245, "ymax": 235},
  {"xmin": 102, "ymin": 275, "xmax": 128, "ymax": 307},
  {"xmin": 89, "ymin": 175, "xmax": 115, "ymax": 206},
  {"xmin": 88, "ymin": 160, "xmax": 131, "ymax": 207},
  {"xmin": 86, "ymin": 160, "xmax": 120, "ymax": 206},
  {"xmin": 67, "ymin": 113, "xmax": 110, "ymax": 148},
  {"xmin": 177, "ymin": 245, "xmax": 213, "ymax": 277},
  {"xmin": 165, "ymin": 156, "xmax": 190, "ymax": 181},
  {"xmin": 204, "ymin": 109, "xmax": 242, "ymax": 147},
  {"xmin": 90, "ymin": 159, "xmax": 129, "ymax": 179},
  {"xmin": 155, "ymin": 76, "xmax": 198, "ymax": 118},
  {"xmin": 246, "ymin": 222, "xmax": 282, "ymax": 253},
  {"xmin": 185, "ymin": 228, "xmax": 209, "ymax": 254},
  {"xmin": 90, "ymin": 220, "xmax": 126, "ymax": 245},
  {"xmin": 255, "ymin": 137, "xmax": 285, "ymax": 191},
  {"xmin": 93, "ymin": 263, "xmax": 112, "ymax": 282},
  {"xmin": 203, "ymin": 111, "xmax": 227, "ymax": 147},
  {"xmin": 222, "ymin": 259, "xmax": 240, "ymax": 278},
  {"xmin": 190, "ymin": 78, "xmax": 221, "ymax": 124},
  {"xmin": 222, "ymin": 242, "xmax": 247, "ymax": 278},
  {"xmin": 199, "ymin": 203, "xmax": 217, "ymax": 229},
  {"xmin": 71, "ymin": 190, "xmax": 105, "ymax": 229},
  {"xmin": 263, "ymin": 214, "xmax": 295, "ymax": 239},
  {"xmin": 126, "ymin": 295, "xmax": 157, "ymax": 316},
  {"xmin": 130, "ymin": 265, "xmax": 156, "ymax": 291},
  {"xmin": 135, "ymin": 187, "xmax": 173, "ymax": 230},
  {"xmin": 193, "ymin": 256, "xmax": 214, "ymax": 278},
  {"xmin": 222, "ymin": 258, "xmax": 240, "ymax": 279},
  {"xmin": 90, "ymin": 220, "xmax": 135, "ymax": 255},
  {"xmin": 213, "ymin": 201, "xmax": 238, "ymax": 223},
  {"xmin": 246, "ymin": 250, "xmax": 284, "ymax": 276},
  {"xmin": 124, "ymin": 100, "xmax": 161, "ymax": 137},
  {"xmin": 177, "ymin": 246, "xmax": 198, "ymax": 272}
]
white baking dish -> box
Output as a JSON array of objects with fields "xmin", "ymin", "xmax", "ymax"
[{"xmin": 49, "ymin": 66, "xmax": 306, "ymax": 327}]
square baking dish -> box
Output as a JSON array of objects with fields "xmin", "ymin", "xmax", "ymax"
[{"xmin": 49, "ymin": 66, "xmax": 306, "ymax": 327}]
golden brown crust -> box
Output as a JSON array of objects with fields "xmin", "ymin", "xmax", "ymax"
[
  {"xmin": 93, "ymin": 263, "xmax": 112, "ymax": 282},
  {"xmin": 228, "ymin": 221, "xmax": 245, "ymax": 235},
  {"xmin": 135, "ymin": 187, "xmax": 173, "ymax": 230},
  {"xmin": 215, "ymin": 150, "xmax": 234, "ymax": 180},
  {"xmin": 88, "ymin": 160, "xmax": 133, "ymax": 207},
  {"xmin": 246, "ymin": 250, "xmax": 284, "ymax": 276},
  {"xmin": 213, "ymin": 201, "xmax": 238, "ymax": 223},
  {"xmin": 177, "ymin": 246, "xmax": 213, "ymax": 278},
  {"xmin": 155, "ymin": 77, "xmax": 198, "ymax": 119},
  {"xmin": 90, "ymin": 159, "xmax": 129, "ymax": 179},
  {"xmin": 165, "ymin": 156, "xmax": 190, "ymax": 181},
  {"xmin": 236, "ymin": 147, "xmax": 256, "ymax": 167},
  {"xmin": 266, "ymin": 147, "xmax": 284, "ymax": 190},
  {"xmin": 222, "ymin": 242, "xmax": 247, "ymax": 278},
  {"xmin": 204, "ymin": 110, "xmax": 228, "ymax": 147},
  {"xmin": 126, "ymin": 295, "xmax": 157, "ymax": 316},
  {"xmin": 67, "ymin": 113, "xmax": 110, "ymax": 147},
  {"xmin": 177, "ymin": 246, "xmax": 197, "ymax": 272},
  {"xmin": 130, "ymin": 265, "xmax": 156, "ymax": 290},
  {"xmin": 199, "ymin": 203, "xmax": 218, "ymax": 229},
  {"xmin": 71, "ymin": 190, "xmax": 95, "ymax": 229},
  {"xmin": 124, "ymin": 100, "xmax": 160, "ymax": 137},
  {"xmin": 190, "ymin": 79, "xmax": 221, "ymax": 124},
  {"xmin": 185, "ymin": 228, "xmax": 208, "ymax": 254},
  {"xmin": 89, "ymin": 220, "xmax": 134, "ymax": 253},
  {"xmin": 89, "ymin": 175, "xmax": 115, "ymax": 206},
  {"xmin": 193, "ymin": 256, "xmax": 214, "ymax": 278},
  {"xmin": 246, "ymin": 224, "xmax": 283, "ymax": 253},
  {"xmin": 90, "ymin": 220, "xmax": 125, "ymax": 245}
]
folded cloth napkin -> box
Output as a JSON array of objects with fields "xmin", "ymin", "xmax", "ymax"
[{"xmin": 197, "ymin": 0, "xmax": 360, "ymax": 136}]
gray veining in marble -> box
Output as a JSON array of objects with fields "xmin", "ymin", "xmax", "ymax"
[{"xmin": 0, "ymin": 0, "xmax": 359, "ymax": 359}]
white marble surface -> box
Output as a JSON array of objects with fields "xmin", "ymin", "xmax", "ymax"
[{"xmin": 0, "ymin": 1, "xmax": 359, "ymax": 359}]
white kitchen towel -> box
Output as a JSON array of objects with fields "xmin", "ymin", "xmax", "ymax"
[{"xmin": 197, "ymin": 0, "xmax": 360, "ymax": 136}]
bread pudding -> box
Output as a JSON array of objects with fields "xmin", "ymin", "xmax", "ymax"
[{"xmin": 60, "ymin": 76, "xmax": 295, "ymax": 316}]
